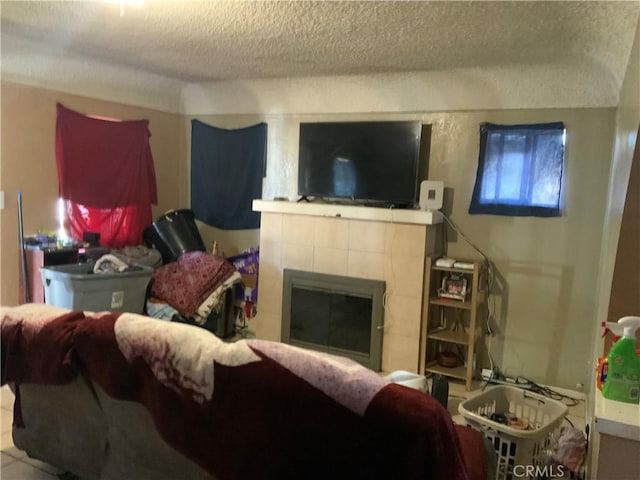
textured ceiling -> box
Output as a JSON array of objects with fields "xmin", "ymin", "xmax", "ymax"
[{"xmin": 2, "ymin": 0, "xmax": 639, "ymax": 85}]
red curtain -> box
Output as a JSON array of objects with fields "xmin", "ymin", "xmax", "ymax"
[
  {"xmin": 65, "ymin": 202, "xmax": 152, "ymax": 249},
  {"xmin": 55, "ymin": 104, "xmax": 157, "ymax": 247}
]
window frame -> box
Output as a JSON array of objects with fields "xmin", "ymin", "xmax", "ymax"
[{"xmin": 468, "ymin": 121, "xmax": 565, "ymax": 217}]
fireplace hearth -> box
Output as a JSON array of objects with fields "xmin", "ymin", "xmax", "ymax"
[{"xmin": 281, "ymin": 269, "xmax": 385, "ymax": 371}]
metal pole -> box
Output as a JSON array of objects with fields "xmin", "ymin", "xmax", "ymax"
[{"xmin": 17, "ymin": 191, "xmax": 29, "ymax": 303}]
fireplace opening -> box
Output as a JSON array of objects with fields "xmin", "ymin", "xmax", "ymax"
[{"xmin": 281, "ymin": 269, "xmax": 385, "ymax": 371}]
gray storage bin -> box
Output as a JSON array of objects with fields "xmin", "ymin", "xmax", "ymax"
[{"xmin": 40, "ymin": 262, "xmax": 153, "ymax": 313}]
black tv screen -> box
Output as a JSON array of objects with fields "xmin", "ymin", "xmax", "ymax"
[{"xmin": 298, "ymin": 121, "xmax": 422, "ymax": 206}]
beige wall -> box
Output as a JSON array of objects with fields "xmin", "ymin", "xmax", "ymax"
[
  {"xmin": 0, "ymin": 84, "xmax": 627, "ymax": 391},
  {"xmin": 0, "ymin": 82, "xmax": 184, "ymax": 306},
  {"xmin": 189, "ymin": 108, "xmax": 614, "ymax": 389},
  {"xmin": 0, "ymin": 78, "xmax": 618, "ymax": 390},
  {"xmin": 432, "ymin": 109, "xmax": 614, "ymax": 391}
]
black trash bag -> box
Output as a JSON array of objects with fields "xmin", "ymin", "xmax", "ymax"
[{"xmin": 144, "ymin": 209, "xmax": 206, "ymax": 264}]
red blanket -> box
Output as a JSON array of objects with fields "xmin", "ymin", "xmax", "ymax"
[
  {"xmin": 55, "ymin": 103, "xmax": 157, "ymax": 208},
  {"xmin": 2, "ymin": 304, "xmax": 469, "ymax": 480}
]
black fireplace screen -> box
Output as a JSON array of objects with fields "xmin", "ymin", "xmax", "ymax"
[{"xmin": 282, "ymin": 269, "xmax": 385, "ymax": 371}]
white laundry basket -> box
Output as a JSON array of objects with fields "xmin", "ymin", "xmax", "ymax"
[{"xmin": 458, "ymin": 385, "xmax": 568, "ymax": 480}]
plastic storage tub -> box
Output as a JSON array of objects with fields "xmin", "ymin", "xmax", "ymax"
[
  {"xmin": 41, "ymin": 262, "xmax": 153, "ymax": 313},
  {"xmin": 458, "ymin": 385, "xmax": 568, "ymax": 480}
]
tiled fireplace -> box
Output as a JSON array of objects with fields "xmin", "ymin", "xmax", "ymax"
[{"xmin": 252, "ymin": 200, "xmax": 442, "ymax": 373}]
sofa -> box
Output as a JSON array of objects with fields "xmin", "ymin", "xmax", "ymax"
[{"xmin": 1, "ymin": 304, "xmax": 490, "ymax": 480}]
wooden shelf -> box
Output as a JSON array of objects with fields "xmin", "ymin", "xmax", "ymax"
[
  {"xmin": 429, "ymin": 297, "xmax": 472, "ymax": 309},
  {"xmin": 432, "ymin": 265, "xmax": 477, "ymax": 274},
  {"xmin": 419, "ymin": 257, "xmax": 487, "ymax": 391},
  {"xmin": 427, "ymin": 327, "xmax": 470, "ymax": 345},
  {"xmin": 425, "ymin": 362, "xmax": 468, "ymax": 380}
]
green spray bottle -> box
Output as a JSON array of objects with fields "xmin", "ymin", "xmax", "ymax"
[{"xmin": 602, "ymin": 316, "xmax": 640, "ymax": 404}]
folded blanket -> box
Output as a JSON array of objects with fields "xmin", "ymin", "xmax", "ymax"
[
  {"xmin": 194, "ymin": 270, "xmax": 241, "ymax": 324},
  {"xmin": 94, "ymin": 254, "xmax": 128, "ymax": 273},
  {"xmin": 150, "ymin": 251, "xmax": 238, "ymax": 317}
]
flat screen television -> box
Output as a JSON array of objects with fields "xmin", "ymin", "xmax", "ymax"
[{"xmin": 298, "ymin": 121, "xmax": 422, "ymax": 206}]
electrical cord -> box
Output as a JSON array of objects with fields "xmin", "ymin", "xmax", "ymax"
[
  {"xmin": 441, "ymin": 213, "xmax": 490, "ymax": 262},
  {"xmin": 440, "ymin": 212, "xmax": 497, "ymax": 372},
  {"xmin": 523, "ymin": 378, "xmax": 582, "ymax": 407},
  {"xmin": 507, "ymin": 374, "xmax": 582, "ymax": 407},
  {"xmin": 442, "ymin": 213, "xmax": 448, "ymax": 255},
  {"xmin": 481, "ymin": 374, "xmax": 582, "ymax": 407}
]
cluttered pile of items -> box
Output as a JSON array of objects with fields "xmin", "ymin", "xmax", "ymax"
[
  {"xmin": 18, "ymin": 202, "xmax": 258, "ymax": 340},
  {"xmin": 144, "ymin": 209, "xmax": 259, "ymax": 339}
]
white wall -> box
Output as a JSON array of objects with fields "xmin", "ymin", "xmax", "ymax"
[
  {"xmin": 592, "ymin": 16, "xmax": 640, "ymax": 367},
  {"xmin": 180, "ymin": 64, "xmax": 621, "ymax": 116},
  {"xmin": 587, "ymin": 17, "xmax": 640, "ymax": 480},
  {"xmin": 1, "ymin": 34, "xmax": 184, "ymax": 113}
]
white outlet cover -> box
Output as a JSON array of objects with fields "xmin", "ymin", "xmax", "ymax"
[{"xmin": 0, "ymin": 191, "xmax": 4, "ymax": 210}]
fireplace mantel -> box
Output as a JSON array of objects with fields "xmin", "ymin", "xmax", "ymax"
[
  {"xmin": 253, "ymin": 200, "xmax": 443, "ymax": 225},
  {"xmin": 252, "ymin": 200, "xmax": 442, "ymax": 373}
]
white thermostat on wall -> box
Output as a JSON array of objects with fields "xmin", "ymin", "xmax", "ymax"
[{"xmin": 419, "ymin": 180, "xmax": 444, "ymax": 211}]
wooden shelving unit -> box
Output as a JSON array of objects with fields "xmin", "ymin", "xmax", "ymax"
[{"xmin": 419, "ymin": 257, "xmax": 487, "ymax": 390}]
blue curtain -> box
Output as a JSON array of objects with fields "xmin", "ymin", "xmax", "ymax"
[{"xmin": 191, "ymin": 120, "xmax": 267, "ymax": 230}]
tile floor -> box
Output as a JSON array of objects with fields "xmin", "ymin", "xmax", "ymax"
[{"xmin": 0, "ymin": 379, "xmax": 586, "ymax": 480}]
